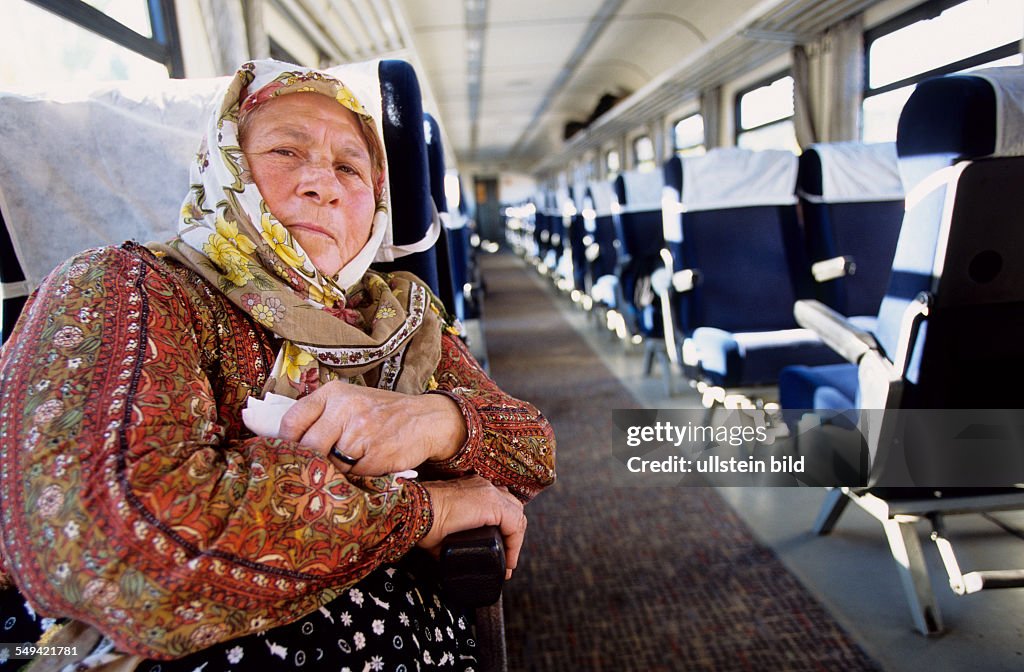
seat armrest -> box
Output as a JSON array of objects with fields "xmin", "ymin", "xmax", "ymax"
[
  {"xmin": 671, "ymin": 269, "xmax": 699, "ymax": 293},
  {"xmin": 811, "ymin": 255, "xmax": 856, "ymax": 282},
  {"xmin": 439, "ymin": 526, "xmax": 505, "ymax": 608},
  {"xmin": 793, "ymin": 299, "xmax": 879, "ymax": 364},
  {"xmin": 651, "ymin": 265, "xmax": 698, "ymax": 295}
]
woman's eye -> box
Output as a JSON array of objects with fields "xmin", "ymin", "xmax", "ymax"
[
  {"xmin": 272, "ymin": 148, "xmax": 295, "ymax": 157},
  {"xmin": 336, "ymin": 164, "xmax": 357, "ymax": 175}
]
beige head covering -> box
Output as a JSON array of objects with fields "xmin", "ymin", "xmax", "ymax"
[{"xmin": 152, "ymin": 59, "xmax": 443, "ymax": 397}]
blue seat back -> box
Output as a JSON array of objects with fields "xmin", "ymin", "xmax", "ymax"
[
  {"xmin": 583, "ymin": 180, "xmax": 618, "ymax": 280},
  {"xmin": 369, "ymin": 61, "xmax": 441, "ymax": 297},
  {"xmin": 670, "ymin": 148, "xmax": 803, "ymax": 335},
  {"xmin": 798, "ymin": 142, "xmax": 904, "ymax": 317},
  {"xmin": 534, "ymin": 190, "xmax": 559, "ymax": 265},
  {"xmin": 613, "ymin": 169, "xmax": 665, "ymax": 335},
  {"xmin": 876, "ymin": 68, "xmax": 1024, "ymax": 408},
  {"xmin": 423, "ymin": 113, "xmax": 461, "ymax": 319},
  {"xmin": 567, "ymin": 182, "xmax": 588, "ymax": 291}
]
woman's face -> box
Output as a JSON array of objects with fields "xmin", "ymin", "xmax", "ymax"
[{"xmin": 242, "ymin": 92, "xmax": 377, "ymax": 277}]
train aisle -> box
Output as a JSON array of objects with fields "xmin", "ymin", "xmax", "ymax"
[{"xmin": 477, "ymin": 252, "xmax": 879, "ymax": 671}]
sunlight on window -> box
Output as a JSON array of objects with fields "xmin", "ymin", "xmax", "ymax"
[
  {"xmin": 862, "ymin": 86, "xmax": 915, "ymax": 143},
  {"xmin": 739, "ymin": 76, "xmax": 794, "ymax": 130},
  {"xmin": 0, "ymin": 0, "xmax": 167, "ymax": 90},
  {"xmin": 674, "ymin": 114, "xmax": 705, "ymax": 154},
  {"xmin": 862, "ymin": 53, "xmax": 1024, "ymax": 142},
  {"xmin": 737, "ymin": 121, "xmax": 799, "ymax": 154},
  {"xmin": 869, "ymin": 0, "xmax": 1024, "ymax": 89},
  {"xmin": 634, "ymin": 136, "xmax": 656, "ymax": 172},
  {"xmin": 606, "ymin": 149, "xmax": 621, "ymax": 178}
]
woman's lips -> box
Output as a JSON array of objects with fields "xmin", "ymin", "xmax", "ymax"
[{"xmin": 287, "ymin": 222, "xmax": 332, "ymax": 239}]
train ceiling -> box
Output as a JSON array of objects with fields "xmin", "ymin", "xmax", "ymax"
[{"xmin": 272, "ymin": 0, "xmax": 882, "ymax": 173}]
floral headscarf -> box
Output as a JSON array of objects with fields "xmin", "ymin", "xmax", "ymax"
[{"xmin": 152, "ymin": 59, "xmax": 442, "ymax": 398}]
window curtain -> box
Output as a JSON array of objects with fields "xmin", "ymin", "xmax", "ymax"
[
  {"xmin": 792, "ymin": 13, "xmax": 864, "ymax": 148},
  {"xmin": 700, "ymin": 86, "xmax": 722, "ymax": 149},
  {"xmin": 197, "ymin": 0, "xmax": 270, "ymax": 75}
]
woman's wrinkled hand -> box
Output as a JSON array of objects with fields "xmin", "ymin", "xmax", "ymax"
[
  {"xmin": 418, "ymin": 476, "xmax": 526, "ymax": 580},
  {"xmin": 277, "ymin": 380, "xmax": 467, "ymax": 475}
]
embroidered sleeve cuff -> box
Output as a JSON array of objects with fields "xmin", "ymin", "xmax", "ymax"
[
  {"xmin": 425, "ymin": 389, "xmax": 482, "ymax": 474},
  {"xmin": 383, "ymin": 478, "xmax": 434, "ymax": 562}
]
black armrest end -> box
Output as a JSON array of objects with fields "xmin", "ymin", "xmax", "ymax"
[{"xmin": 439, "ymin": 526, "xmax": 505, "ymax": 608}]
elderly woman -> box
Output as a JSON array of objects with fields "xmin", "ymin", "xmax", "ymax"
[{"xmin": 0, "ymin": 60, "xmax": 555, "ymax": 670}]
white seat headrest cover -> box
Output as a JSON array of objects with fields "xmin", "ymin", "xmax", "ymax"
[
  {"xmin": 806, "ymin": 142, "xmax": 903, "ymax": 203},
  {"xmin": 681, "ymin": 147, "xmax": 797, "ymax": 212}
]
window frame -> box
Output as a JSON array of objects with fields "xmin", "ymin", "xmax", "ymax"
[
  {"xmin": 863, "ymin": 0, "xmax": 1022, "ymax": 99},
  {"xmin": 26, "ymin": 0, "xmax": 184, "ymax": 77},
  {"xmin": 733, "ymin": 69, "xmax": 794, "ymax": 146}
]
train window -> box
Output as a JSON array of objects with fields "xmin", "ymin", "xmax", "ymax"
[
  {"xmin": 1, "ymin": 0, "xmax": 182, "ymax": 87},
  {"xmin": 862, "ymin": 0, "xmax": 1024, "ymax": 141},
  {"xmin": 673, "ymin": 114, "xmax": 705, "ymax": 156},
  {"xmin": 633, "ymin": 135, "xmax": 656, "ymax": 173},
  {"xmin": 605, "ymin": 149, "xmax": 621, "ymax": 179},
  {"xmin": 735, "ymin": 72, "xmax": 798, "ymax": 152}
]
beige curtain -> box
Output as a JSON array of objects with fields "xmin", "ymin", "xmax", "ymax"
[
  {"xmin": 791, "ymin": 13, "xmax": 864, "ymax": 148},
  {"xmin": 700, "ymin": 86, "xmax": 722, "ymax": 149},
  {"xmin": 197, "ymin": 0, "xmax": 270, "ymax": 75},
  {"xmin": 792, "ymin": 44, "xmax": 818, "ymax": 148}
]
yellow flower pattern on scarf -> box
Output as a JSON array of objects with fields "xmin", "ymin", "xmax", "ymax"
[
  {"xmin": 203, "ymin": 233, "xmax": 253, "ymax": 287},
  {"xmin": 216, "ymin": 214, "xmax": 256, "ymax": 254},
  {"xmin": 260, "ymin": 213, "xmax": 305, "ymax": 268},
  {"xmin": 335, "ymin": 86, "xmax": 368, "ymax": 116},
  {"xmin": 282, "ymin": 342, "xmax": 315, "ymax": 384},
  {"xmin": 309, "ymin": 283, "xmax": 342, "ymax": 309}
]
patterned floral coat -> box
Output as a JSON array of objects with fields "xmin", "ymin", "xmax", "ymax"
[{"xmin": 0, "ymin": 242, "xmax": 555, "ymax": 659}]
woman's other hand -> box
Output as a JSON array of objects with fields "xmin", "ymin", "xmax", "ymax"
[
  {"xmin": 277, "ymin": 380, "xmax": 466, "ymax": 475},
  {"xmin": 418, "ymin": 476, "xmax": 526, "ymax": 580}
]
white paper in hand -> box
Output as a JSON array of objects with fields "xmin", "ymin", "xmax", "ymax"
[{"xmin": 241, "ymin": 392, "xmax": 295, "ymax": 438}]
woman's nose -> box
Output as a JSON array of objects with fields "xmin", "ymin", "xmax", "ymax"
[{"xmin": 297, "ymin": 161, "xmax": 341, "ymax": 205}]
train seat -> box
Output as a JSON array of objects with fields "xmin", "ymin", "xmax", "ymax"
[
  {"xmin": 551, "ymin": 185, "xmax": 574, "ymax": 289},
  {"xmin": 656, "ymin": 147, "xmax": 843, "ymax": 397},
  {"xmin": 581, "ymin": 180, "xmax": 619, "ymax": 298},
  {"xmin": 423, "ymin": 113, "xmax": 490, "ymax": 375},
  {"xmin": 611, "ymin": 168, "xmax": 664, "ymax": 343},
  {"xmin": 0, "ymin": 59, "xmax": 507, "ymax": 668},
  {"xmin": 527, "ymin": 191, "xmax": 546, "ymax": 267},
  {"xmin": 420, "ymin": 113, "xmax": 458, "ymax": 317},
  {"xmin": 567, "ymin": 180, "xmax": 589, "ymax": 296},
  {"xmin": 798, "ymin": 141, "xmax": 905, "ymax": 323},
  {"xmin": 782, "ymin": 65, "xmax": 1024, "ymax": 636},
  {"xmin": 537, "ymin": 190, "xmax": 560, "ymax": 273},
  {"xmin": 777, "ymin": 141, "xmax": 905, "ymax": 411}
]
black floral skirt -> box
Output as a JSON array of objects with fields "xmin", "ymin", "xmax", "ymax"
[{"xmin": 0, "ymin": 553, "xmax": 479, "ymax": 671}]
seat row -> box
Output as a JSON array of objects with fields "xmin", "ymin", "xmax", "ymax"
[
  {"xmin": 510, "ymin": 64, "xmax": 1024, "ymax": 637},
  {"xmin": 512, "ymin": 134, "xmax": 905, "ymax": 406}
]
